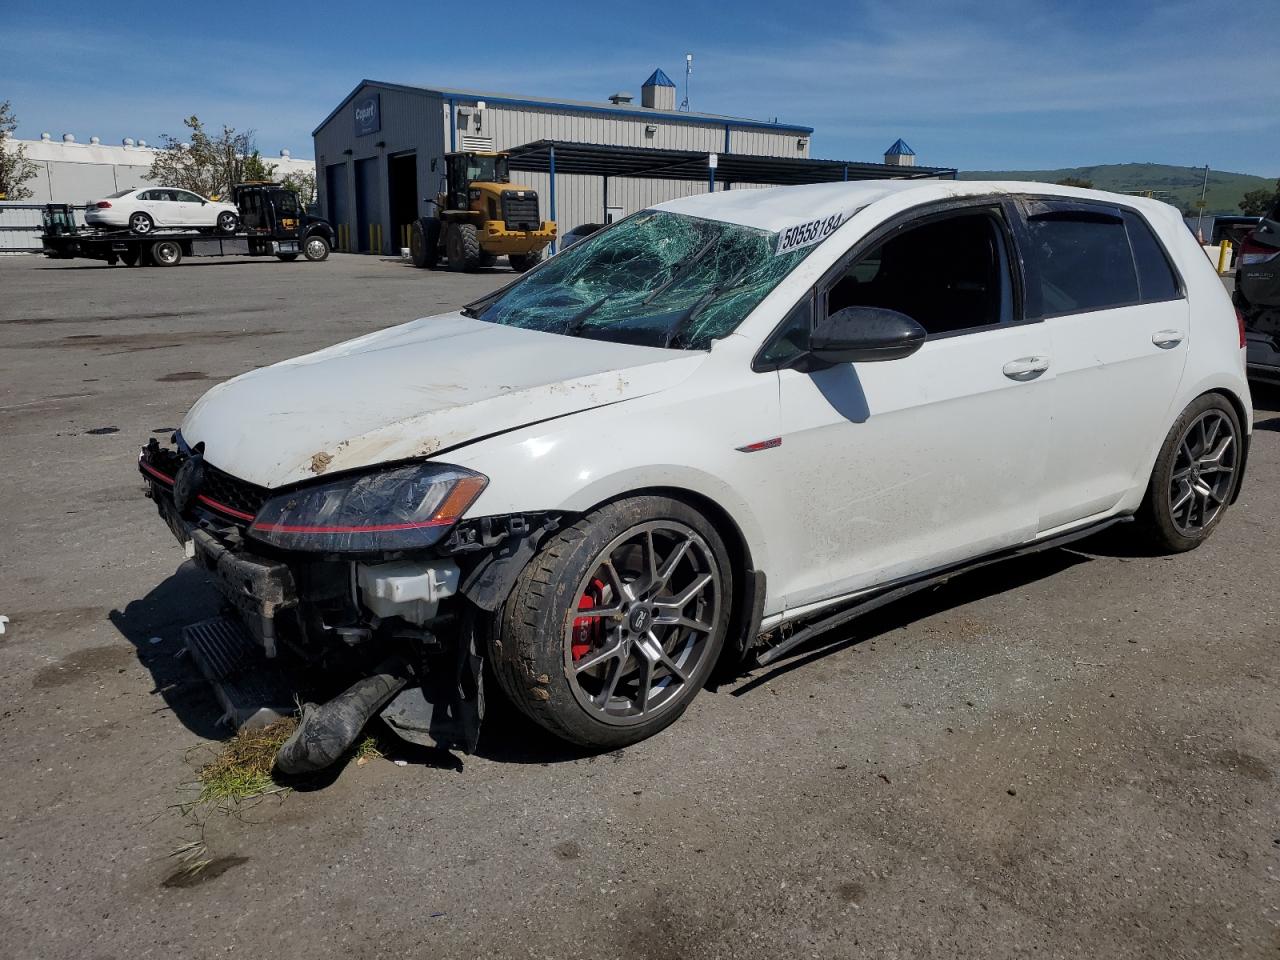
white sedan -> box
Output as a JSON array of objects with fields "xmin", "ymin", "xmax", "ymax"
[
  {"xmin": 85, "ymin": 187, "xmax": 239, "ymax": 235},
  {"xmin": 139, "ymin": 179, "xmax": 1251, "ymax": 763}
]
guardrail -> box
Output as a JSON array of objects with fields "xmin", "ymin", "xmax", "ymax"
[{"xmin": 0, "ymin": 203, "xmax": 86, "ymax": 253}]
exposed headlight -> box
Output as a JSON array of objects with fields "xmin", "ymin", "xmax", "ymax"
[{"xmin": 247, "ymin": 462, "xmax": 487, "ymax": 554}]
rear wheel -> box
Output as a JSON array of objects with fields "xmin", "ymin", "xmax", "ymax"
[
  {"xmin": 488, "ymin": 496, "xmax": 732, "ymax": 749},
  {"xmin": 303, "ymin": 235, "xmax": 330, "ymax": 262},
  {"xmin": 120, "ymin": 249, "xmax": 139, "ymax": 267},
  {"xmin": 276, "ymin": 253, "xmax": 299, "ymax": 262},
  {"xmin": 509, "ymin": 250, "xmax": 542, "ymax": 273},
  {"xmin": 1135, "ymin": 393, "xmax": 1242, "ymax": 551},
  {"xmin": 150, "ymin": 240, "xmax": 182, "ymax": 267},
  {"xmin": 445, "ymin": 222, "xmax": 480, "ymax": 271},
  {"xmin": 129, "ymin": 212, "xmax": 154, "ymax": 235}
]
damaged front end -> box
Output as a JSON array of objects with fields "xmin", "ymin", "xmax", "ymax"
[{"xmin": 139, "ymin": 434, "xmax": 557, "ymax": 768}]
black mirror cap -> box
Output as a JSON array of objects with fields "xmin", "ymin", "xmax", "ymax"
[{"xmin": 809, "ymin": 306, "xmax": 927, "ymax": 364}]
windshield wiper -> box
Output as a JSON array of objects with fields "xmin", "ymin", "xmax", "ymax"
[
  {"xmin": 639, "ymin": 236, "xmax": 718, "ymax": 306},
  {"xmin": 664, "ymin": 264, "xmax": 751, "ymax": 349},
  {"xmin": 561, "ymin": 293, "xmax": 614, "ymax": 337}
]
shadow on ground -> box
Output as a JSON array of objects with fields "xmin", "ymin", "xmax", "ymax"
[{"xmin": 108, "ymin": 562, "xmax": 225, "ymax": 740}]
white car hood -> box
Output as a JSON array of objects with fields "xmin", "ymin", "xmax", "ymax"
[{"xmin": 180, "ymin": 313, "xmax": 703, "ymax": 488}]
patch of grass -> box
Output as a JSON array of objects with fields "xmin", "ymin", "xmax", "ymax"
[
  {"xmin": 196, "ymin": 717, "xmax": 298, "ymax": 805},
  {"xmin": 353, "ymin": 734, "xmax": 384, "ymax": 764}
]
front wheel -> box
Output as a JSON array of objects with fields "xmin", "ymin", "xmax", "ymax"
[
  {"xmin": 303, "ymin": 235, "xmax": 330, "ymax": 262},
  {"xmin": 1134, "ymin": 393, "xmax": 1243, "ymax": 551},
  {"xmin": 487, "ymin": 496, "xmax": 733, "ymax": 749},
  {"xmin": 216, "ymin": 211, "xmax": 239, "ymax": 234},
  {"xmin": 445, "ymin": 222, "xmax": 480, "ymax": 271},
  {"xmin": 150, "ymin": 239, "xmax": 183, "ymax": 267}
]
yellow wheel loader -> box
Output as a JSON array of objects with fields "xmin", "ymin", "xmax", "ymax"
[{"xmin": 410, "ymin": 152, "xmax": 556, "ymax": 273}]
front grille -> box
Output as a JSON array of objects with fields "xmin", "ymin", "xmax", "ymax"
[
  {"xmin": 201, "ymin": 462, "xmax": 270, "ymax": 520},
  {"xmin": 501, "ymin": 191, "xmax": 540, "ymax": 231}
]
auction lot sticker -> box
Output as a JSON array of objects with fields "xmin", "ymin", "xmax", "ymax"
[{"xmin": 776, "ymin": 212, "xmax": 848, "ymax": 256}]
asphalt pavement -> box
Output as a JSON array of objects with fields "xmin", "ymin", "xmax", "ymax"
[{"xmin": 1, "ymin": 252, "xmax": 1277, "ymax": 959}]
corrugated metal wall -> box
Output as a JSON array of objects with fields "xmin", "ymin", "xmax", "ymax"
[
  {"xmin": 0, "ymin": 202, "xmax": 85, "ymax": 253},
  {"xmin": 314, "ymin": 82, "xmax": 811, "ymax": 254}
]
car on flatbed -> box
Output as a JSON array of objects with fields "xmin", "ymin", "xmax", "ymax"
[
  {"xmin": 138, "ymin": 179, "xmax": 1251, "ymax": 767},
  {"xmin": 85, "ymin": 186, "xmax": 240, "ymax": 235}
]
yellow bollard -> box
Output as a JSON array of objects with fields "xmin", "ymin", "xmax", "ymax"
[{"xmin": 1217, "ymin": 241, "xmax": 1231, "ymax": 275}]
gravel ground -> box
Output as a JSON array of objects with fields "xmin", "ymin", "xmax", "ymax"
[{"xmin": 1, "ymin": 252, "xmax": 1277, "ymax": 959}]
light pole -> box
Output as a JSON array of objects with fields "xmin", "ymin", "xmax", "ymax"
[{"xmin": 1195, "ymin": 164, "xmax": 1210, "ymax": 240}]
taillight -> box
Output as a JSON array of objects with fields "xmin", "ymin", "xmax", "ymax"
[
  {"xmin": 95, "ymin": 200, "xmax": 111, "ymax": 209},
  {"xmin": 1238, "ymin": 235, "xmax": 1278, "ymax": 266},
  {"xmin": 1236, "ymin": 307, "xmax": 1247, "ymax": 348}
]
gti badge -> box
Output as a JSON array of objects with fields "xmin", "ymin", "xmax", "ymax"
[{"xmin": 172, "ymin": 453, "xmax": 205, "ymax": 516}]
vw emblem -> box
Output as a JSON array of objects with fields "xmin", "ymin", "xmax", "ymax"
[{"xmin": 173, "ymin": 453, "xmax": 204, "ymax": 516}]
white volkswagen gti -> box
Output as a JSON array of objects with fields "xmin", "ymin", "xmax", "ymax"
[
  {"xmin": 86, "ymin": 187, "xmax": 239, "ymax": 235},
  {"xmin": 139, "ymin": 180, "xmax": 1251, "ymax": 766}
]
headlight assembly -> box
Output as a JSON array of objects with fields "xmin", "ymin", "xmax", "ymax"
[{"xmin": 247, "ymin": 462, "xmax": 487, "ymax": 554}]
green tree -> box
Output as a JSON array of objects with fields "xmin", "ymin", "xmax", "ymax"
[
  {"xmin": 147, "ymin": 116, "xmax": 275, "ymax": 199},
  {"xmin": 0, "ymin": 100, "xmax": 39, "ymax": 200},
  {"xmin": 279, "ymin": 169, "xmax": 317, "ymax": 206},
  {"xmin": 1055, "ymin": 176, "xmax": 1094, "ymax": 189},
  {"xmin": 1239, "ymin": 180, "xmax": 1280, "ymax": 216}
]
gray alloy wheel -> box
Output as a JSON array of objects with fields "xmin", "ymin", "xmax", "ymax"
[
  {"xmin": 129, "ymin": 212, "xmax": 154, "ymax": 235},
  {"xmin": 216, "ymin": 210, "xmax": 239, "ymax": 234},
  {"xmin": 1168, "ymin": 408, "xmax": 1238, "ymax": 536},
  {"xmin": 564, "ymin": 520, "xmax": 721, "ymax": 726}
]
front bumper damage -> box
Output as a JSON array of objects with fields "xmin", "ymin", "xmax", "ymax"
[{"xmin": 139, "ymin": 437, "xmax": 544, "ymax": 765}]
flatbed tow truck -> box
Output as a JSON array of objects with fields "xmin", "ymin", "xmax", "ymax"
[{"xmin": 40, "ymin": 182, "xmax": 336, "ymax": 267}]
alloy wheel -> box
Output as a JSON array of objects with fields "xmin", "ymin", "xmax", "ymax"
[
  {"xmin": 1168, "ymin": 409, "xmax": 1237, "ymax": 535},
  {"xmin": 564, "ymin": 520, "xmax": 721, "ymax": 726}
]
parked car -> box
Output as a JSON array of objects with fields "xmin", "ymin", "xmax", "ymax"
[
  {"xmin": 139, "ymin": 180, "xmax": 1250, "ymax": 766},
  {"xmin": 1235, "ymin": 198, "xmax": 1280, "ymax": 384},
  {"xmin": 85, "ymin": 187, "xmax": 239, "ymax": 235}
]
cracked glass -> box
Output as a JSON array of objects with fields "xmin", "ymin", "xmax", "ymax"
[{"xmin": 469, "ymin": 211, "xmax": 819, "ymax": 350}]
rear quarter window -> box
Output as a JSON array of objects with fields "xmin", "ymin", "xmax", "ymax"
[{"xmin": 1122, "ymin": 210, "xmax": 1180, "ymax": 302}]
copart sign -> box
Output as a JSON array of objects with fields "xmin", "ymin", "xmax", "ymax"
[{"xmin": 354, "ymin": 94, "xmax": 381, "ymax": 137}]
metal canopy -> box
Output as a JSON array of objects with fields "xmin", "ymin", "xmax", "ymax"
[{"xmin": 505, "ymin": 139, "xmax": 956, "ymax": 185}]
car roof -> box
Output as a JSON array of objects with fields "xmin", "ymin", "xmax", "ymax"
[{"xmin": 654, "ymin": 179, "xmax": 1176, "ymax": 232}]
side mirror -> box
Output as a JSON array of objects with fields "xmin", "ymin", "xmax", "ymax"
[{"xmin": 809, "ymin": 306, "xmax": 926, "ymax": 364}]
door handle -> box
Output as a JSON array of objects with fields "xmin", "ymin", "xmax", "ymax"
[
  {"xmin": 1002, "ymin": 356, "xmax": 1051, "ymax": 381},
  {"xmin": 1152, "ymin": 329, "xmax": 1184, "ymax": 349}
]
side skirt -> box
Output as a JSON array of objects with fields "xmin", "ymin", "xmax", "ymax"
[{"xmin": 754, "ymin": 516, "xmax": 1129, "ymax": 668}]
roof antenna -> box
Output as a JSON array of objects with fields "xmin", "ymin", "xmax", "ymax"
[{"xmin": 680, "ymin": 53, "xmax": 692, "ymax": 111}]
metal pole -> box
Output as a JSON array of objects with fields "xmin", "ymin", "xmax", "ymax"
[
  {"xmin": 448, "ymin": 98, "xmax": 457, "ymax": 152},
  {"xmin": 603, "ymin": 174, "xmax": 609, "ymax": 223},
  {"xmin": 708, "ymin": 167, "xmax": 715, "ymax": 193},
  {"xmin": 549, "ymin": 145, "xmax": 557, "ymax": 254},
  {"xmin": 1195, "ymin": 164, "xmax": 1209, "ymax": 239},
  {"xmin": 843, "ymin": 165, "xmax": 849, "ymax": 182}
]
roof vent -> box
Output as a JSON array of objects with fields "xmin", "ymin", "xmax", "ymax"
[
  {"xmin": 280, "ymin": 148, "xmax": 291, "ymax": 158},
  {"xmin": 62, "ymin": 133, "xmax": 76, "ymax": 143},
  {"xmin": 884, "ymin": 138, "xmax": 916, "ymax": 166},
  {"xmin": 40, "ymin": 132, "xmax": 51, "ymax": 140},
  {"xmin": 641, "ymin": 69, "xmax": 676, "ymax": 111},
  {"xmin": 123, "ymin": 137, "xmax": 135, "ymax": 147},
  {"xmin": 608, "ymin": 92, "xmax": 633, "ymax": 105},
  {"xmin": 138, "ymin": 139, "xmax": 147, "ymax": 148},
  {"xmin": 89, "ymin": 136, "xmax": 100, "ymax": 145}
]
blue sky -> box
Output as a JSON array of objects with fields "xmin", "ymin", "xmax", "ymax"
[{"xmin": 3, "ymin": 0, "xmax": 1277, "ymax": 176}]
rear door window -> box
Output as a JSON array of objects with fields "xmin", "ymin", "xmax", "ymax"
[{"xmin": 1023, "ymin": 209, "xmax": 1138, "ymax": 316}]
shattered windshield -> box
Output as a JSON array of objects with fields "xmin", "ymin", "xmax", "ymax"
[{"xmin": 469, "ymin": 210, "xmax": 817, "ymax": 350}]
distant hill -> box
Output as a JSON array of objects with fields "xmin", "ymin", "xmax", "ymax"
[{"xmin": 957, "ymin": 163, "xmax": 1274, "ymax": 215}]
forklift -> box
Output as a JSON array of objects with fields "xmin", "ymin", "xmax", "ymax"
[{"xmin": 409, "ymin": 151, "xmax": 555, "ymax": 273}]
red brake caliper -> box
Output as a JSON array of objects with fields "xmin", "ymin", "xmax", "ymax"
[{"xmin": 572, "ymin": 577, "xmax": 607, "ymax": 662}]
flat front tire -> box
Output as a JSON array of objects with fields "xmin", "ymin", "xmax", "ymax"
[
  {"xmin": 1135, "ymin": 393, "xmax": 1243, "ymax": 551},
  {"xmin": 487, "ymin": 496, "xmax": 733, "ymax": 749}
]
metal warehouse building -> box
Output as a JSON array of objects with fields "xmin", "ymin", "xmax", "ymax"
[{"xmin": 312, "ymin": 71, "xmax": 952, "ymax": 255}]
